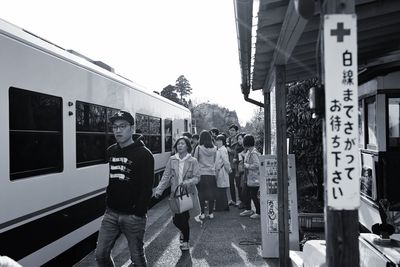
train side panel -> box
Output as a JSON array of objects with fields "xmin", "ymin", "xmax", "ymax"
[{"xmin": 0, "ymin": 20, "xmax": 190, "ymax": 265}]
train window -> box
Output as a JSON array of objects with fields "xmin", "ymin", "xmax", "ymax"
[
  {"xmin": 76, "ymin": 102, "xmax": 107, "ymax": 132},
  {"xmin": 76, "ymin": 101, "xmax": 118, "ymax": 167},
  {"xmin": 366, "ymin": 97, "xmax": 377, "ymax": 149},
  {"xmin": 359, "ymin": 100, "xmax": 365, "ymax": 148},
  {"xmin": 136, "ymin": 113, "xmax": 162, "ymax": 154},
  {"xmin": 136, "ymin": 114, "xmax": 149, "ymax": 134},
  {"xmin": 9, "ymin": 87, "xmax": 63, "ymax": 180},
  {"xmin": 165, "ymin": 119, "xmax": 173, "ymax": 152},
  {"xmin": 388, "ymin": 97, "xmax": 400, "ymax": 148},
  {"xmin": 184, "ymin": 119, "xmax": 188, "ymax": 132}
]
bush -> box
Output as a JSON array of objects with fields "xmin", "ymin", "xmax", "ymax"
[{"xmin": 287, "ymin": 78, "xmax": 323, "ymax": 212}]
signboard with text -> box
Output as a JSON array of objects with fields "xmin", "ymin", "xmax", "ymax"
[
  {"xmin": 324, "ymin": 14, "xmax": 360, "ymax": 209},
  {"xmin": 259, "ymin": 154, "xmax": 299, "ymax": 258}
]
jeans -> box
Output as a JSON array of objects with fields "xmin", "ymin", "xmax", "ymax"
[
  {"xmin": 95, "ymin": 209, "xmax": 147, "ymax": 267},
  {"xmin": 197, "ymin": 175, "xmax": 217, "ymax": 214},
  {"xmin": 241, "ymin": 183, "xmax": 251, "ymax": 210},
  {"xmin": 229, "ymin": 170, "xmax": 242, "ymax": 203},
  {"xmin": 248, "ymin": 186, "xmax": 260, "ymax": 215},
  {"xmin": 173, "ymin": 211, "xmax": 190, "ymax": 242}
]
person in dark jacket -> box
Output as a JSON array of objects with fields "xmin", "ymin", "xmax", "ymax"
[
  {"xmin": 95, "ymin": 111, "xmax": 154, "ymax": 267},
  {"xmin": 227, "ymin": 124, "xmax": 240, "ymax": 206},
  {"xmin": 191, "ymin": 134, "xmax": 199, "ymax": 156}
]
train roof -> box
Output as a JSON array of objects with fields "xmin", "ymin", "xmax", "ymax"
[{"xmin": 0, "ymin": 18, "xmax": 190, "ymax": 113}]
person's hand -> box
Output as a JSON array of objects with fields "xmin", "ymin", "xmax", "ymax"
[
  {"xmin": 244, "ymin": 163, "xmax": 250, "ymax": 169},
  {"xmin": 153, "ymin": 192, "xmax": 161, "ymax": 199},
  {"xmin": 181, "ymin": 180, "xmax": 191, "ymax": 188}
]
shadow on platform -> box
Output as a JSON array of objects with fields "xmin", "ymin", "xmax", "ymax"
[{"xmin": 75, "ymin": 199, "xmax": 278, "ymax": 267}]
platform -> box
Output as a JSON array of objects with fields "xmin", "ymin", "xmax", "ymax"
[{"xmin": 75, "ymin": 199, "xmax": 278, "ymax": 267}]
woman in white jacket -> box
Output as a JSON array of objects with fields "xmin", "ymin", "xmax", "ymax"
[
  {"xmin": 214, "ymin": 134, "xmax": 232, "ymax": 211},
  {"xmin": 154, "ymin": 136, "xmax": 200, "ymax": 251}
]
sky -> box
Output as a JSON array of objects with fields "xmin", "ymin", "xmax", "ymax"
[{"xmin": 0, "ymin": 0, "xmax": 264, "ymax": 125}]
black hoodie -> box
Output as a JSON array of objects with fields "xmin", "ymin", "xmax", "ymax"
[{"xmin": 105, "ymin": 134, "xmax": 154, "ymax": 217}]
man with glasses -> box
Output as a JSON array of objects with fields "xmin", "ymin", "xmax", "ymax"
[{"xmin": 95, "ymin": 111, "xmax": 154, "ymax": 267}]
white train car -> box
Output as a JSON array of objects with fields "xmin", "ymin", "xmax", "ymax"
[{"xmin": 0, "ymin": 19, "xmax": 191, "ymax": 266}]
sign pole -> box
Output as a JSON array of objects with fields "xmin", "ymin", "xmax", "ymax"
[
  {"xmin": 321, "ymin": 1, "xmax": 359, "ymax": 266},
  {"xmin": 275, "ymin": 64, "xmax": 290, "ymax": 266},
  {"xmin": 264, "ymin": 91, "xmax": 271, "ymax": 155}
]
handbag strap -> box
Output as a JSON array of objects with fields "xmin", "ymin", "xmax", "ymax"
[{"xmin": 174, "ymin": 184, "xmax": 189, "ymax": 199}]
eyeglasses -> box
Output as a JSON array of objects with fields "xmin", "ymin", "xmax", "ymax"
[{"xmin": 112, "ymin": 124, "xmax": 130, "ymax": 131}]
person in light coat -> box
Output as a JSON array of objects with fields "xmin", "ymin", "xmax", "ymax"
[
  {"xmin": 154, "ymin": 136, "xmax": 201, "ymax": 251},
  {"xmin": 214, "ymin": 134, "xmax": 232, "ymax": 211},
  {"xmin": 239, "ymin": 134, "xmax": 261, "ymax": 219},
  {"xmin": 194, "ymin": 130, "xmax": 217, "ymax": 219}
]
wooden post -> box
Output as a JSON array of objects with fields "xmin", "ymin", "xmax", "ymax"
[
  {"xmin": 264, "ymin": 91, "xmax": 271, "ymax": 155},
  {"xmin": 275, "ymin": 65, "xmax": 289, "ymax": 266},
  {"xmin": 321, "ymin": 1, "xmax": 359, "ymax": 266}
]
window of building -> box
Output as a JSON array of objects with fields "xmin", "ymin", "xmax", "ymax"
[
  {"xmin": 165, "ymin": 119, "xmax": 173, "ymax": 152},
  {"xmin": 136, "ymin": 113, "xmax": 162, "ymax": 154},
  {"xmin": 9, "ymin": 87, "xmax": 63, "ymax": 180},
  {"xmin": 76, "ymin": 101, "xmax": 118, "ymax": 167},
  {"xmin": 366, "ymin": 97, "xmax": 377, "ymax": 149},
  {"xmin": 388, "ymin": 97, "xmax": 400, "ymax": 148}
]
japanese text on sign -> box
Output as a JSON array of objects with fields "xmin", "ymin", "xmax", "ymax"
[{"xmin": 324, "ymin": 15, "xmax": 360, "ymax": 209}]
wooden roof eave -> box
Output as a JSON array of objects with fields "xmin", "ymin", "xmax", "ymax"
[{"xmin": 252, "ymin": 0, "xmax": 308, "ymax": 92}]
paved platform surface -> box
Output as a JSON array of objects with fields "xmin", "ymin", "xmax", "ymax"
[{"xmin": 75, "ymin": 199, "xmax": 278, "ymax": 267}]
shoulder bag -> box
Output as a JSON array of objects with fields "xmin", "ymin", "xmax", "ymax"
[{"xmin": 169, "ymin": 184, "xmax": 193, "ymax": 214}]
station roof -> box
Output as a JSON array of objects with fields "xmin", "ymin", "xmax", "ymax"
[{"xmin": 234, "ymin": 0, "xmax": 400, "ymax": 92}]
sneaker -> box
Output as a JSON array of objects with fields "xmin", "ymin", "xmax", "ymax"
[
  {"xmin": 194, "ymin": 215, "xmax": 202, "ymax": 223},
  {"xmin": 180, "ymin": 242, "xmax": 189, "ymax": 251},
  {"xmin": 250, "ymin": 213, "xmax": 261, "ymax": 219},
  {"xmin": 199, "ymin": 213, "xmax": 205, "ymax": 220},
  {"xmin": 236, "ymin": 200, "xmax": 242, "ymax": 207},
  {"xmin": 240, "ymin": 210, "xmax": 254, "ymax": 216},
  {"xmin": 208, "ymin": 213, "xmax": 214, "ymax": 219}
]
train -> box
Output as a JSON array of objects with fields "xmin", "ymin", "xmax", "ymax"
[{"xmin": 0, "ymin": 18, "xmax": 191, "ymax": 266}]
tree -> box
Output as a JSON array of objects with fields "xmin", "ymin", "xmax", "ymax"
[
  {"xmin": 175, "ymin": 75, "xmax": 192, "ymax": 102},
  {"xmin": 191, "ymin": 102, "xmax": 240, "ymax": 134},
  {"xmin": 243, "ymin": 109, "xmax": 264, "ymax": 154},
  {"xmin": 286, "ymin": 78, "xmax": 323, "ymax": 211},
  {"xmin": 160, "ymin": 84, "xmax": 180, "ymax": 104}
]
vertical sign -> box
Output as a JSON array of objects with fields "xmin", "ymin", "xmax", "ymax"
[
  {"xmin": 259, "ymin": 155, "xmax": 299, "ymax": 257},
  {"xmin": 324, "ymin": 14, "xmax": 359, "ymax": 209}
]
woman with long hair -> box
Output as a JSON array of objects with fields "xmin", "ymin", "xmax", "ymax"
[
  {"xmin": 214, "ymin": 134, "xmax": 231, "ymax": 211},
  {"xmin": 154, "ymin": 136, "xmax": 201, "ymax": 251},
  {"xmin": 194, "ymin": 130, "xmax": 217, "ymax": 219},
  {"xmin": 235, "ymin": 133, "xmax": 246, "ymax": 209}
]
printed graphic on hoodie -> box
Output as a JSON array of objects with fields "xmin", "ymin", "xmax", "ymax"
[{"xmin": 109, "ymin": 157, "xmax": 133, "ymax": 181}]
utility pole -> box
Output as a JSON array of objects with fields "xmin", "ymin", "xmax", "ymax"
[
  {"xmin": 264, "ymin": 91, "xmax": 271, "ymax": 155},
  {"xmin": 275, "ymin": 65, "xmax": 289, "ymax": 267},
  {"xmin": 320, "ymin": 1, "xmax": 360, "ymax": 266}
]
